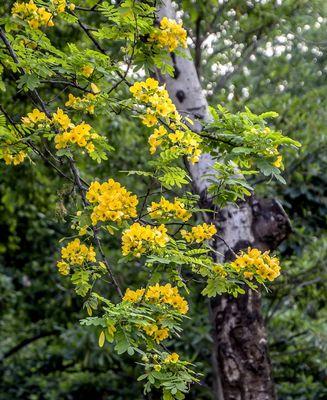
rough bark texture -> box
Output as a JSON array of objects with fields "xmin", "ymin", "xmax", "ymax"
[
  {"xmin": 157, "ymin": 2, "xmax": 291, "ymax": 399},
  {"xmin": 210, "ymin": 198, "xmax": 291, "ymax": 400}
]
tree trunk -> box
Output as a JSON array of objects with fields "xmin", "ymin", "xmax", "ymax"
[
  {"xmin": 210, "ymin": 198, "xmax": 291, "ymax": 400},
  {"xmin": 157, "ymin": 1, "xmax": 292, "ymax": 400}
]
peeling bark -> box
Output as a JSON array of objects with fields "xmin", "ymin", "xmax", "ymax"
[{"xmin": 157, "ymin": 1, "xmax": 291, "ymax": 399}]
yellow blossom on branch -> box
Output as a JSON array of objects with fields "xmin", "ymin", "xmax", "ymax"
[
  {"xmin": 54, "ymin": 123, "xmax": 97, "ymax": 153},
  {"xmin": 52, "ymin": 108, "xmax": 72, "ymax": 130},
  {"xmin": 148, "ymin": 197, "xmax": 191, "ymax": 222},
  {"xmin": 121, "ymin": 223, "xmax": 169, "ymax": 257},
  {"xmin": 58, "ymin": 238, "xmax": 96, "ymax": 269},
  {"xmin": 65, "ymin": 93, "xmax": 97, "ymax": 114},
  {"xmin": 149, "ymin": 17, "xmax": 187, "ymax": 52},
  {"xmin": 2, "ymin": 148, "xmax": 26, "ymax": 166},
  {"xmin": 12, "ymin": 1, "xmax": 54, "ymax": 29},
  {"xmin": 51, "ymin": 0, "xmax": 66, "ymax": 14},
  {"xmin": 273, "ymin": 154, "xmax": 283, "ymax": 168},
  {"xmin": 52, "ymin": 108, "xmax": 99, "ymax": 154},
  {"xmin": 129, "ymin": 78, "xmax": 202, "ymax": 162},
  {"xmin": 81, "ymin": 65, "xmax": 94, "ymax": 77},
  {"xmin": 181, "ymin": 223, "xmax": 217, "ymax": 243},
  {"xmin": 164, "ymin": 352, "xmax": 180, "ymax": 363},
  {"xmin": 142, "ymin": 112, "xmax": 158, "ymax": 127},
  {"xmin": 123, "ymin": 288, "xmax": 145, "ymax": 303},
  {"xmin": 123, "ymin": 283, "xmax": 188, "ymax": 315},
  {"xmin": 57, "ymin": 261, "xmax": 70, "ymax": 275},
  {"xmin": 123, "ymin": 284, "xmax": 188, "ymax": 343},
  {"xmin": 230, "ymin": 248, "xmax": 281, "ymax": 282},
  {"xmin": 21, "ymin": 108, "xmax": 47, "ymax": 126},
  {"xmin": 86, "ymin": 178, "xmax": 138, "ymax": 225}
]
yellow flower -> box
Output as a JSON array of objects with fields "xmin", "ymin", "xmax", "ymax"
[
  {"xmin": 86, "ymin": 178, "xmax": 138, "ymax": 225},
  {"xmin": 144, "ymin": 77, "xmax": 159, "ymax": 90},
  {"xmin": 21, "ymin": 108, "xmax": 47, "ymax": 125},
  {"xmin": 148, "ymin": 197, "xmax": 191, "ymax": 222},
  {"xmin": 54, "ymin": 121, "xmax": 97, "ymax": 154},
  {"xmin": 181, "ymin": 223, "xmax": 217, "ymax": 243},
  {"xmin": 164, "ymin": 352, "xmax": 179, "ymax": 363},
  {"xmin": 273, "ymin": 154, "xmax": 283, "ymax": 168},
  {"xmin": 149, "ymin": 17, "xmax": 187, "ymax": 52},
  {"xmin": 155, "ymin": 103, "xmax": 170, "ymax": 117},
  {"xmin": 129, "ymin": 81, "xmax": 143, "ymax": 97},
  {"xmin": 121, "ymin": 223, "xmax": 169, "ymax": 257},
  {"xmin": 65, "ymin": 93, "xmax": 77, "ymax": 108},
  {"xmin": 230, "ymin": 248, "xmax": 281, "ymax": 282},
  {"xmin": 81, "ymin": 65, "xmax": 94, "ymax": 78},
  {"xmin": 243, "ymin": 271, "xmax": 254, "ymax": 279},
  {"xmin": 3, "ymin": 149, "xmax": 27, "ymax": 166},
  {"xmin": 86, "ymin": 142, "xmax": 95, "ymax": 153},
  {"xmin": 57, "ymin": 261, "xmax": 70, "ymax": 275},
  {"xmin": 213, "ymin": 264, "xmax": 227, "ymax": 278},
  {"xmin": 129, "ymin": 78, "xmax": 202, "ymax": 162},
  {"xmin": 123, "ymin": 288, "xmax": 145, "ymax": 303},
  {"xmin": 154, "ymin": 328, "xmax": 169, "ymax": 343},
  {"xmin": 52, "ymin": 108, "xmax": 72, "ymax": 130},
  {"xmin": 168, "ymin": 130, "xmax": 184, "ymax": 143},
  {"xmin": 65, "ymin": 92, "xmax": 97, "ymax": 114},
  {"xmin": 59, "ymin": 238, "xmax": 96, "ymax": 266},
  {"xmin": 2, "ymin": 132, "xmax": 27, "ymax": 166},
  {"xmin": 142, "ymin": 113, "xmax": 158, "ymax": 127},
  {"xmin": 143, "ymin": 324, "xmax": 159, "ymax": 336},
  {"xmin": 123, "ymin": 284, "xmax": 188, "ymax": 343},
  {"xmin": 51, "ymin": 0, "xmax": 66, "ymax": 13},
  {"xmin": 123, "ymin": 284, "xmax": 189, "ymax": 314},
  {"xmin": 91, "ymin": 83, "xmax": 100, "ymax": 94},
  {"xmin": 12, "ymin": 1, "xmax": 55, "ymax": 29}
]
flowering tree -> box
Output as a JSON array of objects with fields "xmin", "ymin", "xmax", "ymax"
[{"xmin": 0, "ymin": 1, "xmax": 300, "ymax": 399}]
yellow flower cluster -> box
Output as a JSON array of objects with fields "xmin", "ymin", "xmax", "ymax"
[
  {"xmin": 148, "ymin": 197, "xmax": 191, "ymax": 222},
  {"xmin": 230, "ymin": 248, "xmax": 281, "ymax": 282},
  {"xmin": 51, "ymin": 0, "xmax": 66, "ymax": 13},
  {"xmin": 130, "ymin": 78, "xmax": 176, "ymax": 116},
  {"xmin": 144, "ymin": 325, "xmax": 169, "ymax": 343},
  {"xmin": 65, "ymin": 93, "xmax": 97, "ymax": 114},
  {"xmin": 52, "ymin": 109, "xmax": 98, "ymax": 154},
  {"xmin": 52, "ymin": 108, "xmax": 71, "ymax": 129},
  {"xmin": 21, "ymin": 108, "xmax": 47, "ymax": 126},
  {"xmin": 164, "ymin": 352, "xmax": 180, "ymax": 363},
  {"xmin": 86, "ymin": 179, "xmax": 138, "ymax": 225},
  {"xmin": 262, "ymin": 133, "xmax": 283, "ymax": 168},
  {"xmin": 56, "ymin": 261, "xmax": 70, "ymax": 275},
  {"xmin": 121, "ymin": 223, "xmax": 169, "ymax": 257},
  {"xmin": 181, "ymin": 223, "xmax": 217, "ymax": 243},
  {"xmin": 2, "ymin": 148, "xmax": 26, "ymax": 166},
  {"xmin": 130, "ymin": 78, "xmax": 202, "ymax": 163},
  {"xmin": 57, "ymin": 238, "xmax": 96, "ymax": 275},
  {"xmin": 81, "ymin": 65, "xmax": 94, "ymax": 78},
  {"xmin": 123, "ymin": 283, "xmax": 189, "ymax": 314},
  {"xmin": 21, "ymin": 108, "xmax": 97, "ymax": 156},
  {"xmin": 123, "ymin": 283, "xmax": 188, "ymax": 343},
  {"xmin": 273, "ymin": 154, "xmax": 283, "ymax": 168},
  {"xmin": 149, "ymin": 17, "xmax": 187, "ymax": 52},
  {"xmin": 12, "ymin": 1, "xmax": 74, "ymax": 29},
  {"xmin": 12, "ymin": 0, "xmax": 54, "ymax": 29}
]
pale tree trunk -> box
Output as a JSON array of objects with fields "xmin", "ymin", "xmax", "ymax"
[{"xmin": 157, "ymin": 1, "xmax": 291, "ymax": 399}]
